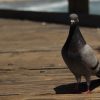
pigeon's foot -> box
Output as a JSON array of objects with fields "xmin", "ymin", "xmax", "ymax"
[{"xmin": 82, "ymin": 90, "xmax": 92, "ymax": 94}]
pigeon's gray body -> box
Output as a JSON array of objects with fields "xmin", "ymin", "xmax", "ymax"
[{"xmin": 61, "ymin": 14, "xmax": 100, "ymax": 91}]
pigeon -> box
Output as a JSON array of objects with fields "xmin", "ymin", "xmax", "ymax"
[{"xmin": 61, "ymin": 13, "xmax": 100, "ymax": 93}]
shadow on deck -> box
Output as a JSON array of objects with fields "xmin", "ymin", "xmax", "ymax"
[{"xmin": 54, "ymin": 79, "xmax": 100, "ymax": 94}]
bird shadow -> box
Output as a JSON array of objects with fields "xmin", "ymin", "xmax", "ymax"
[{"xmin": 54, "ymin": 79, "xmax": 100, "ymax": 94}]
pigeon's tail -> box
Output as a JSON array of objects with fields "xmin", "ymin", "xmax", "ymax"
[{"xmin": 91, "ymin": 61, "xmax": 100, "ymax": 77}]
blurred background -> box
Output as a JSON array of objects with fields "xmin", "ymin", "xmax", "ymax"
[{"xmin": 0, "ymin": 0, "xmax": 99, "ymax": 15}]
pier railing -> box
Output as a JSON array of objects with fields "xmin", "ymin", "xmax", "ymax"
[{"xmin": 0, "ymin": 0, "xmax": 100, "ymax": 27}]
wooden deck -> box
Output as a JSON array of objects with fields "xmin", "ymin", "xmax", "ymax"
[{"xmin": 0, "ymin": 19, "xmax": 100, "ymax": 99}]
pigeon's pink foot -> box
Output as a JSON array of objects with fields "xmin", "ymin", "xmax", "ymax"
[{"xmin": 82, "ymin": 90, "xmax": 92, "ymax": 94}]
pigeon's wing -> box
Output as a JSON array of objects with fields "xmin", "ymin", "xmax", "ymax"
[{"xmin": 79, "ymin": 44, "xmax": 98, "ymax": 70}]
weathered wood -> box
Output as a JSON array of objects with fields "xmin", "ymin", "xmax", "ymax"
[{"xmin": 68, "ymin": 0, "xmax": 89, "ymax": 14}]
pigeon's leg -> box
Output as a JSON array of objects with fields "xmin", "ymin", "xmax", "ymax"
[
  {"xmin": 86, "ymin": 77, "xmax": 91, "ymax": 93},
  {"xmin": 84, "ymin": 75, "xmax": 91, "ymax": 94},
  {"xmin": 75, "ymin": 75, "xmax": 81, "ymax": 91}
]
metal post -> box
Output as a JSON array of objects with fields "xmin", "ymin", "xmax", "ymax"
[{"xmin": 68, "ymin": 0, "xmax": 89, "ymax": 14}]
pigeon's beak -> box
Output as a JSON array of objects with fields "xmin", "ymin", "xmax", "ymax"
[{"xmin": 71, "ymin": 20, "xmax": 75, "ymax": 24}]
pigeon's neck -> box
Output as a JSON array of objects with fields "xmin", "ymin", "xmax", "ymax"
[{"xmin": 64, "ymin": 24, "xmax": 86, "ymax": 50}]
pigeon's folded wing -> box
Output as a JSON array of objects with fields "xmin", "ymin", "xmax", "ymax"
[{"xmin": 80, "ymin": 44, "xmax": 98, "ymax": 70}]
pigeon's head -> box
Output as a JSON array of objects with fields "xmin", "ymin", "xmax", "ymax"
[{"xmin": 69, "ymin": 14, "xmax": 79, "ymax": 25}]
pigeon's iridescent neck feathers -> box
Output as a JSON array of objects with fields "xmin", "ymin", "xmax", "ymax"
[{"xmin": 64, "ymin": 16, "xmax": 86, "ymax": 51}]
